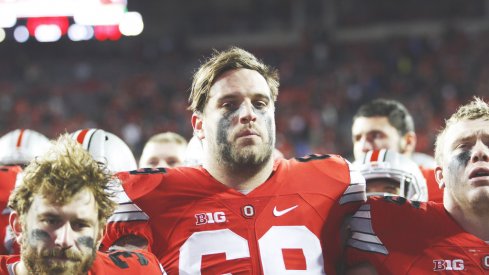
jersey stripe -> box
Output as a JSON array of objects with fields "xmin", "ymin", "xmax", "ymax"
[
  {"xmin": 114, "ymin": 202, "xmax": 145, "ymax": 213},
  {"xmin": 7, "ymin": 261, "xmax": 16, "ymax": 275},
  {"xmin": 107, "ymin": 211, "xmax": 149, "ymax": 223},
  {"xmin": 339, "ymin": 162, "xmax": 366, "ymax": 205},
  {"xmin": 107, "ymin": 181, "xmax": 149, "ymax": 223},
  {"xmin": 347, "ymin": 204, "xmax": 388, "ymax": 255},
  {"xmin": 15, "ymin": 129, "xmax": 25, "ymax": 148},
  {"xmin": 339, "ymin": 184, "xmax": 365, "ymax": 204}
]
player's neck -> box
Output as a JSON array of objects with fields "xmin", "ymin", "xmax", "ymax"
[
  {"xmin": 445, "ymin": 198, "xmax": 489, "ymax": 241},
  {"xmin": 204, "ymin": 157, "xmax": 274, "ymax": 192}
]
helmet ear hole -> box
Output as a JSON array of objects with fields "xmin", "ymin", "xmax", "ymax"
[
  {"xmin": 70, "ymin": 129, "xmax": 137, "ymax": 172},
  {"xmin": 356, "ymin": 149, "xmax": 428, "ymax": 201},
  {"xmin": 0, "ymin": 129, "xmax": 51, "ymax": 166}
]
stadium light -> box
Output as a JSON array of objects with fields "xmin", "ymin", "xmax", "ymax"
[
  {"xmin": 119, "ymin": 12, "xmax": 144, "ymax": 36},
  {"xmin": 73, "ymin": 5, "xmax": 125, "ymax": 26},
  {"xmin": 0, "ymin": 10, "xmax": 17, "ymax": 28},
  {"xmin": 14, "ymin": 26, "xmax": 29, "ymax": 43},
  {"xmin": 0, "ymin": 29, "xmax": 5, "ymax": 43},
  {"xmin": 34, "ymin": 24, "xmax": 62, "ymax": 42},
  {"xmin": 68, "ymin": 24, "xmax": 94, "ymax": 41},
  {"xmin": 0, "ymin": 0, "xmax": 142, "ymax": 42}
]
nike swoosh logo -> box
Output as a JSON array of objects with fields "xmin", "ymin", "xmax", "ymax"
[{"xmin": 273, "ymin": 205, "xmax": 298, "ymax": 217}]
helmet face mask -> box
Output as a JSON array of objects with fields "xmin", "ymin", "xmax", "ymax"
[
  {"xmin": 71, "ymin": 129, "xmax": 137, "ymax": 172},
  {"xmin": 0, "ymin": 129, "xmax": 51, "ymax": 166},
  {"xmin": 356, "ymin": 149, "xmax": 428, "ymax": 201}
]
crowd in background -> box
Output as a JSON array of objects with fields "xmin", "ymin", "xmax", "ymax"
[{"xmin": 1, "ymin": 29, "xmax": 488, "ymax": 160}]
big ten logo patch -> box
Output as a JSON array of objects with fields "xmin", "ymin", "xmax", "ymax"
[
  {"xmin": 195, "ymin": 212, "xmax": 227, "ymax": 225},
  {"xmin": 433, "ymin": 259, "xmax": 464, "ymax": 271}
]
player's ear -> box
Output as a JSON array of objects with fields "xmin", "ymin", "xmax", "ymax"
[
  {"xmin": 434, "ymin": 166, "xmax": 445, "ymax": 189},
  {"xmin": 400, "ymin": 131, "xmax": 416, "ymax": 156},
  {"xmin": 9, "ymin": 211, "xmax": 23, "ymax": 245},
  {"xmin": 191, "ymin": 112, "xmax": 205, "ymax": 140}
]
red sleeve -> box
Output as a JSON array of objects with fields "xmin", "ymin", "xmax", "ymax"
[
  {"xmin": 101, "ymin": 220, "xmax": 154, "ymax": 252},
  {"xmin": 345, "ymin": 197, "xmax": 445, "ymax": 273},
  {"xmin": 321, "ymin": 156, "xmax": 366, "ymax": 273},
  {"xmin": 90, "ymin": 250, "xmax": 165, "ymax": 274},
  {"xmin": 101, "ymin": 171, "xmax": 165, "ymax": 251}
]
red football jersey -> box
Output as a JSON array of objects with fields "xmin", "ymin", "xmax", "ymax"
[
  {"xmin": 0, "ymin": 250, "xmax": 165, "ymax": 274},
  {"xmin": 346, "ymin": 196, "xmax": 489, "ymax": 274},
  {"xmin": 104, "ymin": 155, "xmax": 366, "ymax": 274},
  {"xmin": 420, "ymin": 166, "xmax": 444, "ymax": 203},
  {"xmin": 0, "ymin": 166, "xmax": 22, "ymax": 255}
]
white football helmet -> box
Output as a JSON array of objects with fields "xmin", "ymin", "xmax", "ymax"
[
  {"xmin": 411, "ymin": 152, "xmax": 437, "ymax": 169},
  {"xmin": 0, "ymin": 129, "xmax": 51, "ymax": 165},
  {"xmin": 183, "ymin": 135, "xmax": 204, "ymax": 167},
  {"xmin": 71, "ymin": 129, "xmax": 137, "ymax": 172},
  {"xmin": 356, "ymin": 149, "xmax": 428, "ymax": 201}
]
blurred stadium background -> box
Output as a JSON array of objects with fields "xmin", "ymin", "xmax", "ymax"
[{"xmin": 1, "ymin": 0, "xmax": 488, "ymax": 160}]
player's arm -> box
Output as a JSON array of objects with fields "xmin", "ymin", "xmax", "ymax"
[
  {"xmin": 102, "ymin": 177, "xmax": 153, "ymax": 252},
  {"xmin": 104, "ymin": 169, "xmax": 168, "ymax": 252},
  {"xmin": 343, "ymin": 200, "xmax": 389, "ymax": 274},
  {"xmin": 105, "ymin": 250, "xmax": 167, "ymax": 274}
]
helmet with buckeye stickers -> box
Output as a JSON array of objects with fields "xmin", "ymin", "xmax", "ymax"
[
  {"xmin": 71, "ymin": 128, "xmax": 137, "ymax": 172},
  {"xmin": 0, "ymin": 129, "xmax": 51, "ymax": 166},
  {"xmin": 356, "ymin": 149, "xmax": 428, "ymax": 201}
]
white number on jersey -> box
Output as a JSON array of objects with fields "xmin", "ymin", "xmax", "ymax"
[{"xmin": 179, "ymin": 225, "xmax": 325, "ymax": 274}]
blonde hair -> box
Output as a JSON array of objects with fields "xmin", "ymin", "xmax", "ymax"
[
  {"xmin": 188, "ymin": 47, "xmax": 279, "ymax": 113},
  {"xmin": 435, "ymin": 97, "xmax": 489, "ymax": 164},
  {"xmin": 147, "ymin": 132, "xmax": 187, "ymax": 146},
  {"xmin": 9, "ymin": 134, "xmax": 116, "ymax": 226}
]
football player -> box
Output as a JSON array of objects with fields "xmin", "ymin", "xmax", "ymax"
[
  {"xmin": 103, "ymin": 47, "xmax": 366, "ymax": 274},
  {"xmin": 139, "ymin": 132, "xmax": 188, "ymax": 169},
  {"xmin": 345, "ymin": 97, "xmax": 489, "ymax": 274},
  {"xmin": 0, "ymin": 129, "xmax": 51, "ymax": 255},
  {"xmin": 3, "ymin": 135, "xmax": 165, "ymax": 274},
  {"xmin": 351, "ymin": 98, "xmax": 443, "ymax": 202},
  {"xmin": 357, "ymin": 149, "xmax": 428, "ymax": 201}
]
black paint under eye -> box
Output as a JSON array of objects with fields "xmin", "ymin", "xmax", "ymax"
[
  {"xmin": 447, "ymin": 149, "xmax": 471, "ymax": 181},
  {"xmin": 30, "ymin": 229, "xmax": 51, "ymax": 242},
  {"xmin": 77, "ymin": 236, "xmax": 95, "ymax": 248},
  {"xmin": 456, "ymin": 150, "xmax": 471, "ymax": 167}
]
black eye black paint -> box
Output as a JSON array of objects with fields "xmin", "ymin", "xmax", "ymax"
[
  {"xmin": 29, "ymin": 229, "xmax": 51, "ymax": 245},
  {"xmin": 216, "ymin": 103, "xmax": 274, "ymax": 168},
  {"xmin": 77, "ymin": 236, "xmax": 95, "ymax": 248},
  {"xmin": 456, "ymin": 150, "xmax": 471, "ymax": 167},
  {"xmin": 448, "ymin": 150, "xmax": 471, "ymax": 183},
  {"xmin": 217, "ymin": 114, "xmax": 234, "ymax": 164}
]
